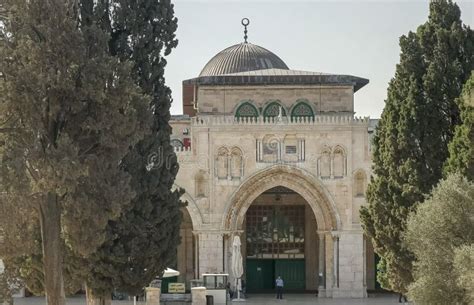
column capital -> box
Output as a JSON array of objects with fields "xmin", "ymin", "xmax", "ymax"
[
  {"xmin": 331, "ymin": 230, "xmax": 340, "ymax": 239},
  {"xmin": 231, "ymin": 230, "xmax": 244, "ymax": 237}
]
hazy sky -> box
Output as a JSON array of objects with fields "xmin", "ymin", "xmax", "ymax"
[{"xmin": 165, "ymin": 0, "xmax": 474, "ymax": 118}]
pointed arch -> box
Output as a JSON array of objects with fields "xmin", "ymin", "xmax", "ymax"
[
  {"xmin": 263, "ymin": 100, "xmax": 287, "ymax": 118},
  {"xmin": 222, "ymin": 164, "xmax": 341, "ymax": 231},
  {"xmin": 235, "ymin": 101, "xmax": 259, "ymax": 118},
  {"xmin": 318, "ymin": 146, "xmax": 331, "ymax": 179},
  {"xmin": 216, "ymin": 147, "xmax": 229, "ymax": 179},
  {"xmin": 333, "ymin": 145, "xmax": 346, "ymax": 178},
  {"xmin": 172, "ymin": 184, "xmax": 204, "ymax": 229},
  {"xmin": 291, "ymin": 100, "xmax": 314, "ymax": 121},
  {"xmin": 353, "ymin": 169, "xmax": 367, "ymax": 197},
  {"xmin": 230, "ymin": 147, "xmax": 243, "ymax": 179}
]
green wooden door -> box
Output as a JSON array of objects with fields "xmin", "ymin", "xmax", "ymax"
[
  {"xmin": 275, "ymin": 259, "xmax": 305, "ymax": 290},
  {"xmin": 246, "ymin": 259, "xmax": 275, "ymax": 292}
]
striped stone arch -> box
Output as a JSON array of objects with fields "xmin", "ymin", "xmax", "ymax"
[
  {"xmin": 263, "ymin": 100, "xmax": 287, "ymax": 118},
  {"xmin": 291, "ymin": 99, "xmax": 315, "ymax": 120},
  {"xmin": 235, "ymin": 100, "xmax": 259, "ymax": 118}
]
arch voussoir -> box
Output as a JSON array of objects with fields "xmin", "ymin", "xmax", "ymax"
[{"xmin": 222, "ymin": 164, "xmax": 341, "ymax": 232}]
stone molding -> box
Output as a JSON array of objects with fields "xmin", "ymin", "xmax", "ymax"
[
  {"xmin": 173, "ymin": 184, "xmax": 204, "ymax": 229},
  {"xmin": 222, "ymin": 164, "xmax": 341, "ymax": 231}
]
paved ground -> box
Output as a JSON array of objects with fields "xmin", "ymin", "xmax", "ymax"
[{"xmin": 12, "ymin": 294, "xmax": 411, "ymax": 305}]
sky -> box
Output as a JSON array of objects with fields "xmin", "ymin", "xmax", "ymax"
[{"xmin": 165, "ymin": 0, "xmax": 474, "ymax": 118}]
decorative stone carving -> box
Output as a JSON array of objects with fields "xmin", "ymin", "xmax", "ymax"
[
  {"xmin": 230, "ymin": 147, "xmax": 243, "ymax": 178},
  {"xmin": 333, "ymin": 146, "xmax": 346, "ymax": 178},
  {"xmin": 354, "ymin": 170, "xmax": 367, "ymax": 197},
  {"xmin": 216, "ymin": 147, "xmax": 229, "ymax": 179},
  {"xmin": 319, "ymin": 148, "xmax": 331, "ymax": 178}
]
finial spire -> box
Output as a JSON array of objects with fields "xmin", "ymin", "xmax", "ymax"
[{"xmin": 241, "ymin": 18, "xmax": 250, "ymax": 43}]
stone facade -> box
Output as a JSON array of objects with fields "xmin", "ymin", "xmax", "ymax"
[
  {"xmin": 170, "ymin": 93, "xmax": 377, "ymax": 298},
  {"xmin": 169, "ymin": 40, "xmax": 377, "ymax": 298}
]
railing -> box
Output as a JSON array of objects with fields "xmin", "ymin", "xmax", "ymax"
[
  {"xmin": 173, "ymin": 146, "xmax": 192, "ymax": 153},
  {"xmin": 191, "ymin": 115, "xmax": 369, "ymax": 126}
]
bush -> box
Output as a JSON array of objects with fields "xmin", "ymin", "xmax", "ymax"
[{"xmin": 405, "ymin": 174, "xmax": 474, "ymax": 305}]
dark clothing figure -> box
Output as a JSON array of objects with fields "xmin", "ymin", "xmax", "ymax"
[
  {"xmin": 398, "ymin": 293, "xmax": 407, "ymax": 303},
  {"xmin": 275, "ymin": 276, "xmax": 284, "ymax": 299},
  {"xmin": 276, "ymin": 286, "xmax": 283, "ymax": 299},
  {"xmin": 226, "ymin": 282, "xmax": 233, "ymax": 299}
]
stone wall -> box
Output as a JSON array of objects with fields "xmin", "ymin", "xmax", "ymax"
[
  {"xmin": 195, "ymin": 85, "xmax": 354, "ymax": 115},
  {"xmin": 170, "ymin": 85, "xmax": 375, "ymax": 297}
]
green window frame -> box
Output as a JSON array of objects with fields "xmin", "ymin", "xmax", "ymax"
[
  {"xmin": 290, "ymin": 101, "xmax": 314, "ymax": 120},
  {"xmin": 235, "ymin": 101, "xmax": 259, "ymax": 118},
  {"xmin": 263, "ymin": 101, "xmax": 287, "ymax": 118}
]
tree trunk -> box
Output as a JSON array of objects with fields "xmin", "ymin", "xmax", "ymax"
[
  {"xmin": 85, "ymin": 285, "xmax": 112, "ymax": 305},
  {"xmin": 38, "ymin": 192, "xmax": 65, "ymax": 305}
]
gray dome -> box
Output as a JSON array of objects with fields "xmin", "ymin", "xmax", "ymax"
[{"xmin": 199, "ymin": 43, "xmax": 289, "ymax": 77}]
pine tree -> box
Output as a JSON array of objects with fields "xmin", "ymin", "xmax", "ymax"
[
  {"xmin": 76, "ymin": 0, "xmax": 183, "ymax": 302},
  {"xmin": 360, "ymin": 0, "xmax": 474, "ymax": 294},
  {"xmin": 0, "ymin": 1, "xmax": 152, "ymax": 304},
  {"xmin": 444, "ymin": 72, "xmax": 474, "ymax": 180}
]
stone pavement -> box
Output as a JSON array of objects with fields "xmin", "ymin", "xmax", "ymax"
[{"xmin": 12, "ymin": 294, "xmax": 410, "ymax": 305}]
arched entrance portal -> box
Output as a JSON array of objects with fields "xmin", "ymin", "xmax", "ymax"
[
  {"xmin": 244, "ymin": 186, "xmax": 319, "ymax": 292},
  {"xmin": 222, "ymin": 165, "xmax": 343, "ymax": 296}
]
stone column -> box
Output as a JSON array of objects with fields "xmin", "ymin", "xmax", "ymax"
[
  {"xmin": 197, "ymin": 232, "xmax": 224, "ymax": 276},
  {"xmin": 145, "ymin": 287, "xmax": 160, "ymax": 305},
  {"xmin": 318, "ymin": 232, "xmax": 326, "ymax": 298},
  {"xmin": 330, "ymin": 155, "xmax": 334, "ymax": 179},
  {"xmin": 332, "ymin": 231, "xmax": 367, "ymax": 298},
  {"xmin": 332, "ymin": 232, "xmax": 340, "ymax": 290},
  {"xmin": 191, "ymin": 287, "xmax": 207, "ymax": 305},
  {"xmin": 193, "ymin": 232, "xmax": 200, "ymax": 279},
  {"xmin": 323, "ymin": 231, "xmax": 334, "ymax": 298}
]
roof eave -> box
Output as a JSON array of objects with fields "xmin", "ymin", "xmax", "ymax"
[{"xmin": 183, "ymin": 74, "xmax": 369, "ymax": 92}]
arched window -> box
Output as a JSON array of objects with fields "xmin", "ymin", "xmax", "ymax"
[
  {"xmin": 354, "ymin": 170, "xmax": 367, "ymax": 197},
  {"xmin": 333, "ymin": 146, "xmax": 346, "ymax": 178},
  {"xmin": 291, "ymin": 101, "xmax": 314, "ymax": 121},
  {"xmin": 319, "ymin": 148, "xmax": 331, "ymax": 178},
  {"xmin": 171, "ymin": 139, "xmax": 184, "ymax": 149},
  {"xmin": 263, "ymin": 101, "xmax": 286, "ymax": 118},
  {"xmin": 195, "ymin": 170, "xmax": 208, "ymax": 197},
  {"xmin": 216, "ymin": 147, "xmax": 229, "ymax": 179},
  {"xmin": 230, "ymin": 147, "xmax": 243, "ymax": 179},
  {"xmin": 235, "ymin": 101, "xmax": 259, "ymax": 118}
]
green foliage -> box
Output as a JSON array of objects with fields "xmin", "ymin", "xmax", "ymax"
[
  {"xmin": 405, "ymin": 174, "xmax": 474, "ymax": 305},
  {"xmin": 76, "ymin": 0, "xmax": 183, "ymax": 297},
  {"xmin": 375, "ymin": 256, "xmax": 389, "ymax": 290},
  {"xmin": 360, "ymin": 0, "xmax": 474, "ymax": 293},
  {"xmin": 0, "ymin": 0, "xmax": 152, "ymax": 299},
  {"xmin": 0, "ymin": 261, "xmax": 21, "ymax": 305},
  {"xmin": 453, "ymin": 245, "xmax": 474, "ymax": 304},
  {"xmin": 445, "ymin": 72, "xmax": 474, "ymax": 180}
]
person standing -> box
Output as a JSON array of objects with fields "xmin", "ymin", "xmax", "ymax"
[{"xmin": 275, "ymin": 276, "xmax": 284, "ymax": 299}]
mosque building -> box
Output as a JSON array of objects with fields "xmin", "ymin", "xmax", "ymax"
[{"xmin": 170, "ymin": 19, "xmax": 378, "ymax": 298}]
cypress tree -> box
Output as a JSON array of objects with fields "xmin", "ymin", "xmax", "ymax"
[
  {"xmin": 361, "ymin": 0, "xmax": 474, "ymax": 294},
  {"xmin": 0, "ymin": 1, "xmax": 152, "ymax": 304},
  {"xmin": 77, "ymin": 0, "xmax": 183, "ymax": 301},
  {"xmin": 444, "ymin": 72, "xmax": 474, "ymax": 180}
]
